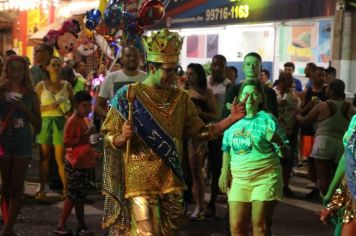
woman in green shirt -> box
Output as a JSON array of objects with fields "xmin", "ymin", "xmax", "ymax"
[{"xmin": 219, "ymin": 79, "xmax": 289, "ymax": 236}]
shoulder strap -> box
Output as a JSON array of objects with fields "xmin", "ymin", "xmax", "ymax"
[
  {"xmin": 0, "ymin": 106, "xmax": 15, "ymax": 135},
  {"xmin": 326, "ymin": 100, "xmax": 336, "ymax": 116}
]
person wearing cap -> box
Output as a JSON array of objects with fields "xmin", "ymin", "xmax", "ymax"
[{"xmin": 100, "ymin": 29, "xmax": 249, "ymax": 235}]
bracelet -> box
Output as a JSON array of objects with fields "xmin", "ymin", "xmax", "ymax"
[{"xmin": 107, "ymin": 134, "xmax": 120, "ymax": 150}]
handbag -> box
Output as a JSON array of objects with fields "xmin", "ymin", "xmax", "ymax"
[{"xmin": 66, "ymin": 143, "xmax": 96, "ymax": 169}]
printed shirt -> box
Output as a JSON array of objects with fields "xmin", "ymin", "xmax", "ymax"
[
  {"xmin": 99, "ymin": 69, "xmax": 146, "ymax": 101},
  {"xmin": 275, "ymin": 88, "xmax": 300, "ymax": 135},
  {"xmin": 222, "ymin": 110, "xmax": 288, "ymax": 170}
]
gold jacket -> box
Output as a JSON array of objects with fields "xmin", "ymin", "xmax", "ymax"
[{"xmin": 101, "ymin": 83, "xmax": 214, "ymax": 232}]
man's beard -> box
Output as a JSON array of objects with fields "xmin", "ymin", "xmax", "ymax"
[{"xmin": 126, "ymin": 63, "xmax": 139, "ymax": 71}]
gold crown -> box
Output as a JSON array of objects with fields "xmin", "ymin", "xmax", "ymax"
[{"xmin": 142, "ymin": 29, "xmax": 183, "ymax": 63}]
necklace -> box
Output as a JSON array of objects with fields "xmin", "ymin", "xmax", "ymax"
[
  {"xmin": 140, "ymin": 84, "xmax": 177, "ymax": 113},
  {"xmin": 142, "ymin": 89, "xmax": 172, "ymax": 112}
]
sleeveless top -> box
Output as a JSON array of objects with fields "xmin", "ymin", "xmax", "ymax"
[
  {"xmin": 191, "ymin": 97, "xmax": 210, "ymax": 123},
  {"xmin": 39, "ymin": 80, "xmax": 70, "ymax": 117},
  {"xmin": 300, "ymin": 87, "xmax": 327, "ymax": 135},
  {"xmin": 315, "ymin": 100, "xmax": 350, "ymax": 139}
]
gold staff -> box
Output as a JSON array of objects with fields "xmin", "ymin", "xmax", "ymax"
[{"xmin": 125, "ymin": 85, "xmax": 134, "ymax": 163}]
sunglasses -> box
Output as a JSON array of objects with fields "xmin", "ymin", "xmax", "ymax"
[{"xmin": 159, "ymin": 66, "xmax": 180, "ymax": 74}]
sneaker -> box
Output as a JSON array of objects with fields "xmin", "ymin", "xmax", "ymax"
[
  {"xmin": 190, "ymin": 208, "xmax": 205, "ymax": 221},
  {"xmin": 53, "ymin": 226, "xmax": 73, "ymax": 235}
]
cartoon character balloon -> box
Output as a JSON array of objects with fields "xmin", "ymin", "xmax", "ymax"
[
  {"xmin": 138, "ymin": 0, "xmax": 165, "ymax": 26},
  {"xmin": 44, "ymin": 19, "xmax": 81, "ymax": 55}
]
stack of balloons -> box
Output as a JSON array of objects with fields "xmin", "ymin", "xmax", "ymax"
[{"xmin": 43, "ymin": 0, "xmax": 165, "ymax": 61}]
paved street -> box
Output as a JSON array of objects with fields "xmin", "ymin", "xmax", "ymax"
[{"xmin": 1, "ymin": 152, "xmax": 334, "ymax": 236}]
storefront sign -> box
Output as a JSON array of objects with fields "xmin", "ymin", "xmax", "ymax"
[{"xmin": 156, "ymin": 0, "xmax": 336, "ymax": 28}]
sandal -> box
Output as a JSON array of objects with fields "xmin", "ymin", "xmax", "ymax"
[
  {"xmin": 34, "ymin": 190, "xmax": 47, "ymax": 200},
  {"xmin": 190, "ymin": 208, "xmax": 205, "ymax": 221},
  {"xmin": 53, "ymin": 226, "xmax": 73, "ymax": 235}
]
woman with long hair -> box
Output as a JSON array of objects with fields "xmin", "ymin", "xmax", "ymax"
[
  {"xmin": 274, "ymin": 72, "xmax": 300, "ymax": 196},
  {"xmin": 0, "ymin": 56, "xmax": 41, "ymax": 235},
  {"xmin": 35, "ymin": 56, "xmax": 73, "ymax": 200},
  {"xmin": 186, "ymin": 63, "xmax": 218, "ymax": 220}
]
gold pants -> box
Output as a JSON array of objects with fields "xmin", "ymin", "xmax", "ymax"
[{"xmin": 130, "ymin": 192, "xmax": 185, "ymax": 236}]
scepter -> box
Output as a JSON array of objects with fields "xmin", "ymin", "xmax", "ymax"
[{"xmin": 125, "ymin": 85, "xmax": 134, "ymax": 163}]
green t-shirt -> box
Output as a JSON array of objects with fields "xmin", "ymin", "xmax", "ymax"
[
  {"xmin": 73, "ymin": 76, "xmax": 86, "ymax": 95},
  {"xmin": 222, "ymin": 110, "xmax": 288, "ymax": 170}
]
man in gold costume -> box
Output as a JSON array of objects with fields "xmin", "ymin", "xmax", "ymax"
[{"xmin": 101, "ymin": 29, "xmax": 248, "ymax": 236}]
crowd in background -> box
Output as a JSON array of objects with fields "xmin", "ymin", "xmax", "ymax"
[{"xmin": 0, "ymin": 42, "xmax": 356, "ymax": 236}]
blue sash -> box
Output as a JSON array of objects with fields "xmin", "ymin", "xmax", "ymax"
[{"xmin": 112, "ymin": 85, "xmax": 184, "ymax": 181}]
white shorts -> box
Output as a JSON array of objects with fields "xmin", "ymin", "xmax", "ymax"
[{"xmin": 310, "ymin": 135, "xmax": 344, "ymax": 162}]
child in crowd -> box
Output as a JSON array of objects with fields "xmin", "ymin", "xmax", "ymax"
[{"xmin": 54, "ymin": 90, "xmax": 97, "ymax": 235}]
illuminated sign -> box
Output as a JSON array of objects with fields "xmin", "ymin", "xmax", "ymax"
[
  {"xmin": 153, "ymin": 0, "xmax": 335, "ymax": 29},
  {"xmin": 205, "ymin": 4, "xmax": 249, "ymax": 22}
]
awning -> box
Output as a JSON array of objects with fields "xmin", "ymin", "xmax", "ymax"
[
  {"xmin": 28, "ymin": 14, "xmax": 83, "ymax": 45},
  {"xmin": 28, "ymin": 20, "xmax": 64, "ymax": 45}
]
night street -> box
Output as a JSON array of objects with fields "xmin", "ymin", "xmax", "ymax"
[{"xmin": 1, "ymin": 153, "xmax": 333, "ymax": 236}]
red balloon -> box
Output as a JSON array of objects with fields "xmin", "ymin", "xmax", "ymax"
[
  {"xmin": 138, "ymin": 0, "xmax": 165, "ymax": 26},
  {"xmin": 96, "ymin": 22, "xmax": 108, "ymax": 35}
]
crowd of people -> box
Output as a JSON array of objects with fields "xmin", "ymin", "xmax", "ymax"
[{"xmin": 0, "ymin": 28, "xmax": 355, "ymax": 236}]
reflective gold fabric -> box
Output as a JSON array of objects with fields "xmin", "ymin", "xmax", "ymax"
[
  {"xmin": 129, "ymin": 192, "xmax": 185, "ymax": 236},
  {"xmin": 101, "ymin": 83, "xmax": 212, "ymax": 233},
  {"xmin": 326, "ymin": 177, "xmax": 356, "ymax": 223}
]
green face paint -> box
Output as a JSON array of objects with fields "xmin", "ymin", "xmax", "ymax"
[
  {"xmin": 243, "ymin": 56, "xmax": 261, "ymax": 80},
  {"xmin": 240, "ymin": 85, "xmax": 261, "ymax": 116}
]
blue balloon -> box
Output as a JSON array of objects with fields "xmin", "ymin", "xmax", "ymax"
[
  {"xmin": 104, "ymin": 0, "xmax": 123, "ymax": 28},
  {"xmin": 110, "ymin": 41, "xmax": 122, "ymax": 58},
  {"xmin": 122, "ymin": 11, "xmax": 136, "ymax": 23},
  {"xmin": 85, "ymin": 9, "xmax": 102, "ymax": 30}
]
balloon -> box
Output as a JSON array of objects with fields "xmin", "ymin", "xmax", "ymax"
[
  {"xmin": 104, "ymin": 0, "xmax": 123, "ymax": 28},
  {"xmin": 79, "ymin": 28, "xmax": 94, "ymax": 40},
  {"xmin": 122, "ymin": 11, "xmax": 137, "ymax": 23},
  {"xmin": 77, "ymin": 43, "xmax": 98, "ymax": 57},
  {"xmin": 122, "ymin": 12, "xmax": 143, "ymax": 36},
  {"xmin": 98, "ymin": 0, "xmax": 108, "ymax": 15},
  {"xmin": 95, "ymin": 33, "xmax": 115, "ymax": 60},
  {"xmin": 95, "ymin": 22, "xmax": 108, "ymax": 35},
  {"xmin": 110, "ymin": 42, "xmax": 122, "ymax": 58},
  {"xmin": 56, "ymin": 32, "xmax": 79, "ymax": 55},
  {"xmin": 85, "ymin": 9, "xmax": 102, "ymax": 30},
  {"xmin": 138, "ymin": 0, "xmax": 165, "ymax": 26}
]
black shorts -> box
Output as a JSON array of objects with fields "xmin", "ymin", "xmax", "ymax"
[{"xmin": 65, "ymin": 161, "xmax": 91, "ymax": 203}]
